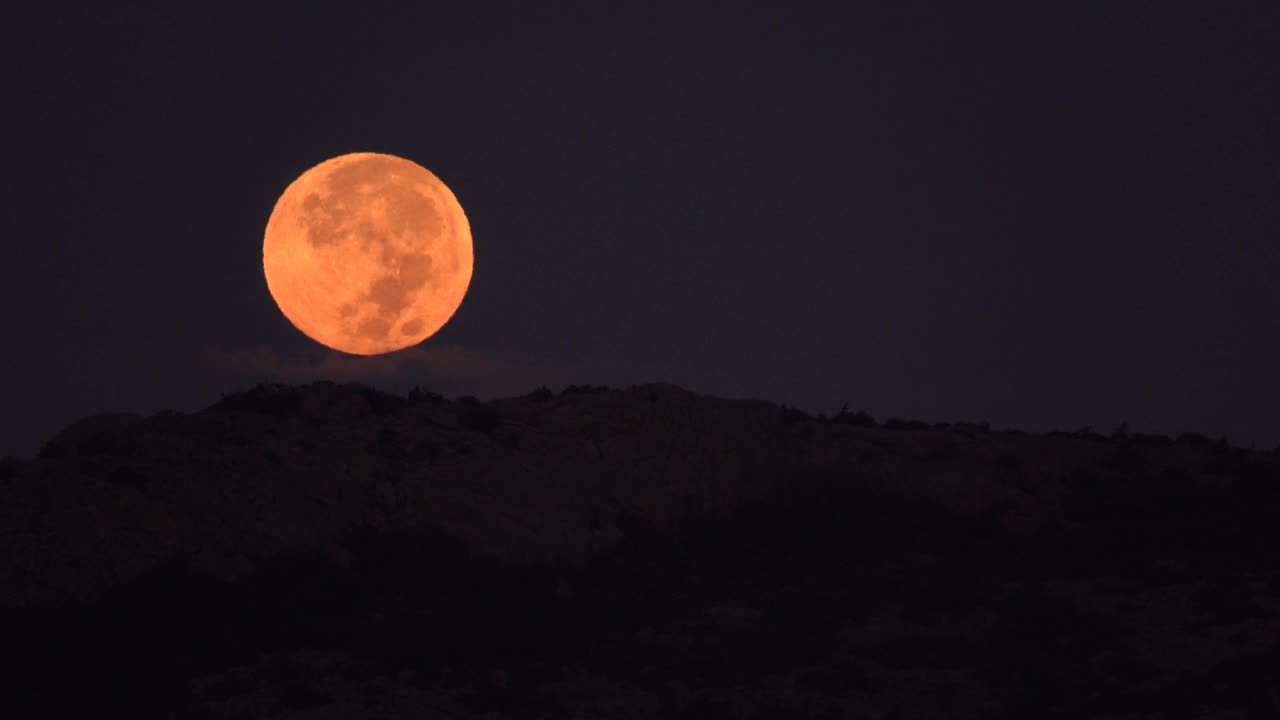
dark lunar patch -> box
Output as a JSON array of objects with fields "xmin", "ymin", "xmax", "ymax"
[
  {"xmin": 357, "ymin": 220, "xmax": 388, "ymax": 250},
  {"xmin": 367, "ymin": 274, "xmax": 411, "ymax": 316},
  {"xmin": 389, "ymin": 190, "xmax": 442, "ymax": 241},
  {"xmin": 357, "ymin": 314, "xmax": 393, "ymax": 339},
  {"xmin": 301, "ymin": 157, "xmax": 444, "ymax": 253},
  {"xmin": 304, "ymin": 219, "xmax": 344, "ymax": 248},
  {"xmin": 299, "ymin": 188, "xmax": 354, "ymax": 249},
  {"xmin": 400, "ymin": 318, "xmax": 424, "ymax": 336},
  {"xmin": 398, "ymin": 252, "xmax": 433, "ymax": 289},
  {"xmin": 304, "ymin": 157, "xmax": 406, "ymax": 249},
  {"xmin": 363, "ymin": 252, "xmax": 432, "ymax": 319},
  {"xmin": 375, "ymin": 171, "xmax": 442, "ymax": 241},
  {"xmin": 338, "ymin": 304, "xmax": 357, "ymax": 318}
]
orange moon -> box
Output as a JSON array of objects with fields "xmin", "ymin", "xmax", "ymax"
[{"xmin": 262, "ymin": 152, "xmax": 473, "ymax": 355}]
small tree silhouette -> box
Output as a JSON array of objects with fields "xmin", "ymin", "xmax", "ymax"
[
  {"xmin": 779, "ymin": 404, "xmax": 810, "ymax": 425},
  {"xmin": 832, "ymin": 403, "xmax": 876, "ymax": 428},
  {"xmin": 1178, "ymin": 431, "xmax": 1210, "ymax": 446},
  {"xmin": 360, "ymin": 387, "xmax": 406, "ymax": 416},
  {"xmin": 407, "ymin": 385, "xmax": 445, "ymax": 405}
]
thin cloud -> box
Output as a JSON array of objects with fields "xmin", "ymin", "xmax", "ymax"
[{"xmin": 203, "ymin": 344, "xmax": 552, "ymax": 396}]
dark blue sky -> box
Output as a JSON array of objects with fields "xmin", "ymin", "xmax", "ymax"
[{"xmin": 4, "ymin": 2, "xmax": 1278, "ymax": 457}]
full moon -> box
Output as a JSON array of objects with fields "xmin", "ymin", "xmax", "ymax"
[{"xmin": 263, "ymin": 152, "xmax": 473, "ymax": 355}]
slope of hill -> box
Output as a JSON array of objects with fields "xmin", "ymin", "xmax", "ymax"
[{"xmin": 2, "ymin": 381, "xmax": 1278, "ymax": 718}]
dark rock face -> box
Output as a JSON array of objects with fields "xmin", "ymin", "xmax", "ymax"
[{"xmin": 3, "ymin": 381, "xmax": 1279, "ymax": 718}]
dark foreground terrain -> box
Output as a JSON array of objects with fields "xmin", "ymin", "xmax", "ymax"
[{"xmin": 3, "ymin": 382, "xmax": 1279, "ymax": 718}]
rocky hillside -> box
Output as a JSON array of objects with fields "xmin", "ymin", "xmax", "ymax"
[{"xmin": 3, "ymin": 381, "xmax": 1279, "ymax": 718}]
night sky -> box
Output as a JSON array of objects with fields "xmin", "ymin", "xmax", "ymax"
[{"xmin": 5, "ymin": 3, "xmax": 1278, "ymax": 458}]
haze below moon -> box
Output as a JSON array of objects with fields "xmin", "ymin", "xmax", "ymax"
[{"xmin": 263, "ymin": 153, "xmax": 473, "ymax": 356}]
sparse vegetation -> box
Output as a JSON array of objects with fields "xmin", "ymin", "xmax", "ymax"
[
  {"xmin": 950, "ymin": 421, "xmax": 991, "ymax": 437},
  {"xmin": 1209, "ymin": 435, "xmax": 1233, "ymax": 457},
  {"xmin": 1178, "ymin": 431, "xmax": 1211, "ymax": 446},
  {"xmin": 1072, "ymin": 425, "xmax": 1108, "ymax": 442},
  {"xmin": 885, "ymin": 418, "xmax": 931, "ymax": 431},
  {"xmin": 562, "ymin": 384, "xmax": 609, "ymax": 395},
  {"xmin": 214, "ymin": 382, "xmax": 303, "ymax": 417},
  {"xmin": 778, "ymin": 404, "xmax": 810, "ymax": 425},
  {"xmin": 407, "ymin": 385, "xmax": 445, "ymax": 405},
  {"xmin": 525, "ymin": 385, "xmax": 554, "ymax": 402},
  {"xmin": 35, "ymin": 441, "xmax": 66, "ymax": 459},
  {"xmin": 360, "ymin": 386, "xmax": 406, "ymax": 416},
  {"xmin": 1128, "ymin": 432, "xmax": 1173, "ymax": 447},
  {"xmin": 832, "ymin": 403, "xmax": 876, "ymax": 427},
  {"xmin": 77, "ymin": 430, "xmax": 135, "ymax": 457}
]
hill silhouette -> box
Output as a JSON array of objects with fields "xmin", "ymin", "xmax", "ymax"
[{"xmin": 3, "ymin": 381, "xmax": 1279, "ymax": 718}]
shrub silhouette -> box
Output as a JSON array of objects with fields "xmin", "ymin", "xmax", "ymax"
[
  {"xmin": 1209, "ymin": 435, "xmax": 1233, "ymax": 457},
  {"xmin": 832, "ymin": 403, "xmax": 876, "ymax": 427},
  {"xmin": 36, "ymin": 441, "xmax": 67, "ymax": 459},
  {"xmin": 214, "ymin": 383, "xmax": 302, "ymax": 417},
  {"xmin": 77, "ymin": 430, "xmax": 136, "ymax": 457},
  {"xmin": 778, "ymin": 404, "xmax": 810, "ymax": 425},
  {"xmin": 1129, "ymin": 432, "xmax": 1173, "ymax": 447},
  {"xmin": 406, "ymin": 385, "xmax": 445, "ymax": 405},
  {"xmin": 1177, "ymin": 431, "xmax": 1210, "ymax": 446},
  {"xmin": 360, "ymin": 387, "xmax": 406, "ymax": 416},
  {"xmin": 1073, "ymin": 425, "xmax": 1107, "ymax": 442},
  {"xmin": 525, "ymin": 385, "xmax": 554, "ymax": 402}
]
